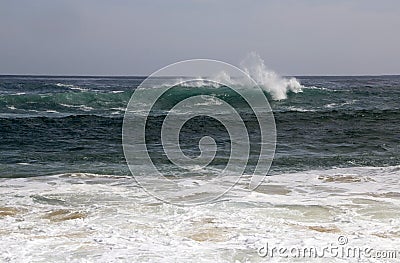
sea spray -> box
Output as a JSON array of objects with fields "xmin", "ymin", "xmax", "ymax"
[{"xmin": 240, "ymin": 52, "xmax": 304, "ymax": 100}]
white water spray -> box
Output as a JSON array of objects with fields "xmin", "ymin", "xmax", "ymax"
[{"xmin": 240, "ymin": 52, "xmax": 304, "ymax": 100}]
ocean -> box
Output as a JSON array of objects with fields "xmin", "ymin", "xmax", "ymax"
[{"xmin": 1, "ymin": 74, "xmax": 400, "ymax": 262}]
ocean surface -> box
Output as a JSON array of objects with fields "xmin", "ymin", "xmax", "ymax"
[{"xmin": 1, "ymin": 75, "xmax": 400, "ymax": 262}]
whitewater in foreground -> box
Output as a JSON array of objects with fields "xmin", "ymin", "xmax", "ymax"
[{"xmin": 1, "ymin": 166, "xmax": 400, "ymax": 262}]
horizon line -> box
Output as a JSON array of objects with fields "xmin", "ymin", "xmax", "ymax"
[{"xmin": 1, "ymin": 73, "xmax": 400, "ymax": 78}]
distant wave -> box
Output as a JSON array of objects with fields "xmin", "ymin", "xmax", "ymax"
[
  {"xmin": 145, "ymin": 52, "xmax": 306, "ymax": 100},
  {"xmin": 0, "ymin": 91, "xmax": 131, "ymax": 116}
]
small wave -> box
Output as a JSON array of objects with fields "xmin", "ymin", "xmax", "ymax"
[
  {"xmin": 59, "ymin": 103, "xmax": 94, "ymax": 112},
  {"xmin": 55, "ymin": 83, "xmax": 74, "ymax": 88},
  {"xmin": 110, "ymin": 107, "xmax": 126, "ymax": 111},
  {"xmin": 194, "ymin": 96, "xmax": 223, "ymax": 106},
  {"xmin": 6, "ymin": 105, "xmax": 17, "ymax": 110},
  {"xmin": 285, "ymin": 106, "xmax": 315, "ymax": 112},
  {"xmin": 17, "ymin": 163, "xmax": 31, "ymax": 166},
  {"xmin": 69, "ymin": 86, "xmax": 89, "ymax": 91},
  {"xmin": 55, "ymin": 83, "xmax": 88, "ymax": 91},
  {"xmin": 325, "ymin": 103, "xmax": 338, "ymax": 108},
  {"xmin": 303, "ymin": 86, "xmax": 329, "ymax": 91},
  {"xmin": 2, "ymin": 92, "xmax": 27, "ymax": 96},
  {"xmin": 302, "ymin": 86, "xmax": 351, "ymax": 93},
  {"xmin": 324, "ymin": 100, "xmax": 358, "ymax": 109}
]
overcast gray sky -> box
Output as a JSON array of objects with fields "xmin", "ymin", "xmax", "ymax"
[{"xmin": 1, "ymin": 0, "xmax": 399, "ymax": 76}]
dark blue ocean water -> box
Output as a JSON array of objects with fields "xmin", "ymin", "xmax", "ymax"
[{"xmin": 0, "ymin": 75, "xmax": 399, "ymax": 178}]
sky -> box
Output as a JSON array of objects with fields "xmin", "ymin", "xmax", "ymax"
[{"xmin": 0, "ymin": 0, "xmax": 400, "ymax": 76}]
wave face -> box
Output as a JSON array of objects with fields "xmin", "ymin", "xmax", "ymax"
[{"xmin": 0, "ymin": 74, "xmax": 400, "ymax": 177}]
